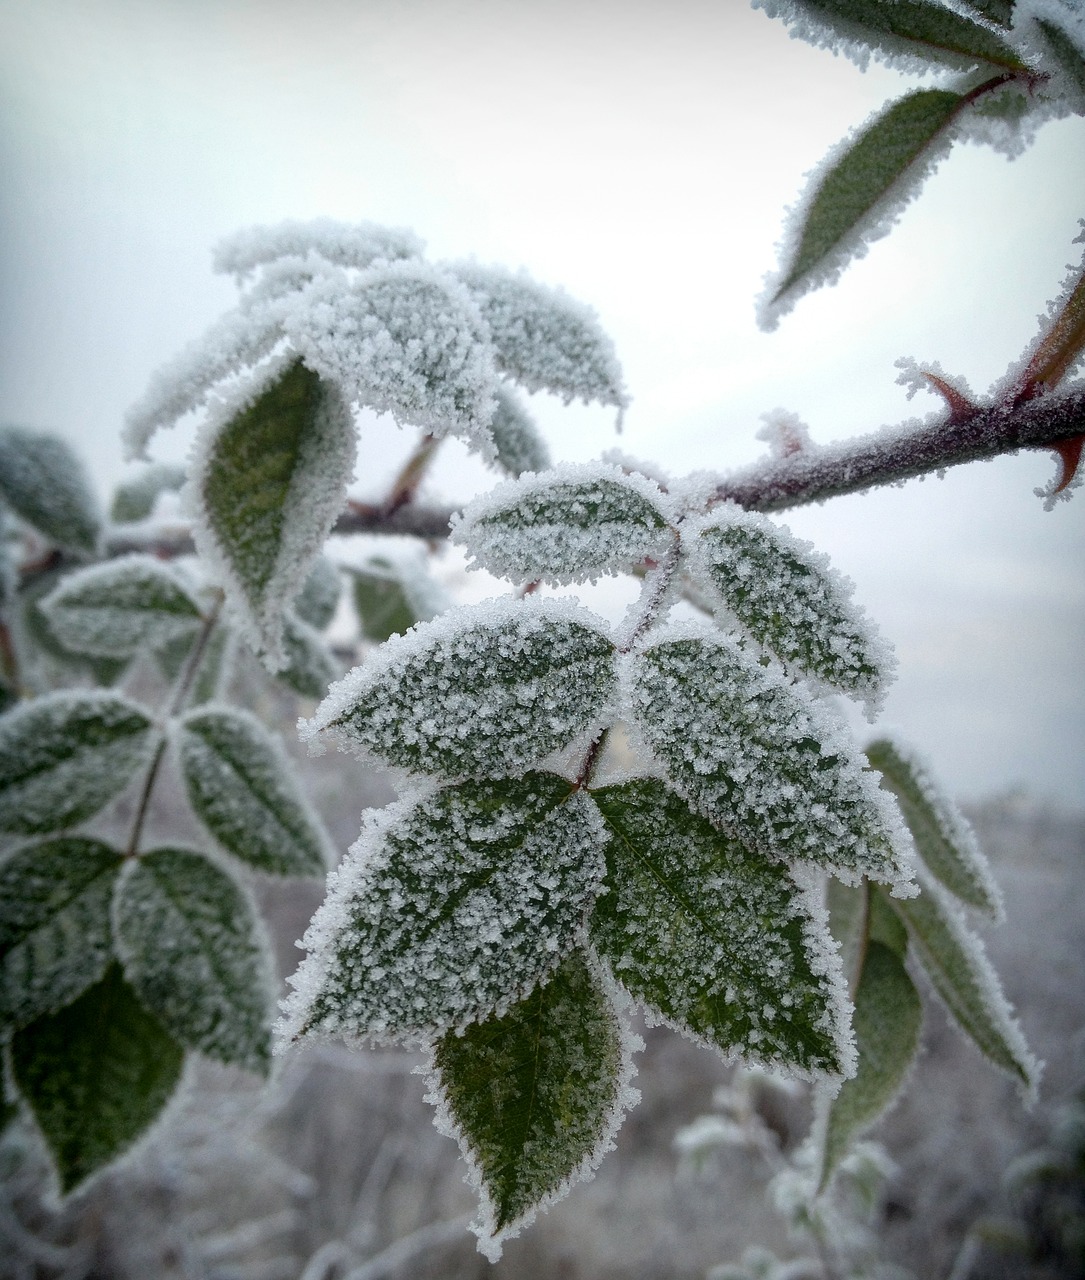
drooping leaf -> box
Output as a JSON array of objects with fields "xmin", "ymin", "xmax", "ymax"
[
  {"xmin": 273, "ymin": 612, "xmax": 339, "ymax": 699},
  {"xmin": 114, "ymin": 848, "xmax": 272, "ymax": 1074},
  {"xmin": 490, "ymin": 383, "xmax": 551, "ymax": 477},
  {"xmin": 292, "ymin": 554, "xmax": 341, "ymax": 630},
  {"xmin": 866, "ymin": 737, "xmax": 1001, "ymax": 917},
  {"xmin": 629, "ymin": 631, "xmax": 912, "ymax": 889},
  {"xmin": 819, "ymin": 941, "xmax": 922, "ymax": 1189},
  {"xmin": 432, "ymin": 950, "xmax": 629, "ymax": 1256},
  {"xmin": 888, "ymin": 873, "xmax": 1039, "ymax": 1091},
  {"xmin": 110, "ymin": 463, "xmax": 187, "ymax": 523},
  {"xmin": 452, "ymin": 464, "xmax": 674, "ymax": 586},
  {"xmin": 280, "ymin": 774, "xmax": 606, "ymax": 1043},
  {"xmin": 0, "ymin": 426, "xmax": 101, "ymax": 555},
  {"xmin": 191, "ymin": 356, "xmax": 355, "ymax": 667},
  {"xmin": 178, "ymin": 706, "xmax": 329, "ymax": 877},
  {"xmin": 448, "ymin": 261, "xmax": 628, "ymax": 414},
  {"xmin": 0, "ymin": 691, "xmax": 156, "ymax": 835},
  {"xmin": 763, "ymin": 89, "xmax": 965, "ymax": 323},
  {"xmin": 303, "ymin": 598, "xmax": 618, "ymax": 779},
  {"xmin": 691, "ymin": 506, "xmax": 890, "ymax": 706},
  {"xmin": 349, "ymin": 550, "xmax": 447, "ymax": 644},
  {"xmin": 589, "ymin": 779, "xmax": 850, "ymax": 1077},
  {"xmin": 0, "ymin": 838, "xmax": 122, "ymax": 1030},
  {"xmin": 39, "ymin": 555, "xmax": 204, "ymax": 660},
  {"xmin": 11, "ymin": 964, "xmax": 184, "ymax": 1193}
]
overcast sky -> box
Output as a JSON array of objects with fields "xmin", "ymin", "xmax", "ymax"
[{"xmin": 1, "ymin": 0, "xmax": 1082, "ymax": 808}]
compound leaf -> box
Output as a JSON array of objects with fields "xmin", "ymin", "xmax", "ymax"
[
  {"xmin": 191, "ymin": 356, "xmax": 355, "ymax": 667},
  {"xmin": 110, "ymin": 463, "xmax": 187, "ymax": 523},
  {"xmin": 0, "ymin": 838, "xmax": 122, "ymax": 1030},
  {"xmin": 630, "ymin": 632, "xmax": 912, "ymax": 889},
  {"xmin": 281, "ymin": 774, "xmax": 606, "ymax": 1042},
  {"xmin": 0, "ymin": 691, "xmax": 156, "ymax": 835},
  {"xmin": 11, "ymin": 963, "xmax": 184, "ymax": 1194},
  {"xmin": 178, "ymin": 706, "xmax": 329, "ymax": 877},
  {"xmin": 589, "ymin": 778, "xmax": 850, "ymax": 1077},
  {"xmin": 303, "ymin": 598, "xmax": 617, "ymax": 779},
  {"xmin": 866, "ymin": 737, "xmax": 1001, "ymax": 917},
  {"xmin": 0, "ymin": 426, "xmax": 101, "ymax": 555},
  {"xmin": 452, "ymin": 463, "xmax": 674, "ymax": 586},
  {"xmin": 115, "ymin": 848, "xmax": 272, "ymax": 1074},
  {"xmin": 432, "ymin": 950, "xmax": 629, "ymax": 1257}
]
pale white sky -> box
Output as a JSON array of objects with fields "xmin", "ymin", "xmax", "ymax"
[{"xmin": 1, "ymin": 0, "xmax": 1082, "ymax": 806}]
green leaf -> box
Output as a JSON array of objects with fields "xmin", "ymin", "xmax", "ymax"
[
  {"xmin": 282, "ymin": 773, "xmax": 606, "ymax": 1042},
  {"xmin": 39, "ymin": 555, "xmax": 204, "ymax": 660},
  {"xmin": 0, "ymin": 426, "xmax": 101, "ymax": 555},
  {"xmin": 866, "ymin": 737, "xmax": 1001, "ymax": 917},
  {"xmin": 115, "ymin": 848, "xmax": 272, "ymax": 1074},
  {"xmin": 490, "ymin": 383, "xmax": 550, "ymax": 477},
  {"xmin": 890, "ymin": 872, "xmax": 1039, "ymax": 1091},
  {"xmin": 432, "ymin": 950, "xmax": 627, "ymax": 1253},
  {"xmin": 785, "ymin": 1, "xmax": 1028, "ymax": 71},
  {"xmin": 0, "ymin": 838, "xmax": 122, "ymax": 1030},
  {"xmin": 110, "ymin": 463, "xmax": 187, "ymax": 523},
  {"xmin": 186, "ymin": 623, "xmax": 233, "ymax": 707},
  {"xmin": 0, "ymin": 691, "xmax": 156, "ymax": 835},
  {"xmin": 630, "ymin": 634, "xmax": 910, "ymax": 888},
  {"xmin": 692, "ymin": 507, "xmax": 888, "ymax": 704},
  {"xmin": 292, "ymin": 554, "xmax": 341, "ymax": 630},
  {"xmin": 1018, "ymin": 259, "xmax": 1085, "ymax": 398},
  {"xmin": 193, "ymin": 357, "xmax": 355, "ymax": 666},
  {"xmin": 767, "ymin": 90, "xmax": 964, "ymax": 316},
  {"xmin": 273, "ymin": 612, "xmax": 339, "ymax": 699},
  {"xmin": 452, "ymin": 464, "xmax": 674, "ymax": 586},
  {"xmin": 819, "ymin": 941, "xmax": 922, "ymax": 1190},
  {"xmin": 1035, "ymin": 18, "xmax": 1085, "ymax": 104},
  {"xmin": 960, "ymin": 0, "xmax": 1014, "ymax": 28},
  {"xmin": 18, "ymin": 568, "xmax": 130, "ymax": 685},
  {"xmin": 11, "ymin": 964, "xmax": 184, "ymax": 1193},
  {"xmin": 306, "ymin": 598, "xmax": 618, "ymax": 779},
  {"xmin": 178, "ymin": 706, "xmax": 329, "ymax": 877},
  {"xmin": 589, "ymin": 779, "xmax": 849, "ymax": 1076},
  {"xmin": 349, "ymin": 558, "xmax": 427, "ymax": 643}
]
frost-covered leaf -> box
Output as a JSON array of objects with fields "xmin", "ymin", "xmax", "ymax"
[
  {"xmin": 283, "ymin": 261, "xmax": 498, "ymax": 454},
  {"xmin": 1018, "ymin": 258, "xmax": 1085, "ymax": 398},
  {"xmin": 186, "ymin": 624, "xmax": 233, "ymax": 707},
  {"xmin": 293, "ymin": 554, "xmax": 341, "ymax": 631},
  {"xmin": 691, "ymin": 506, "xmax": 891, "ymax": 706},
  {"xmin": 452, "ymin": 464, "xmax": 674, "ymax": 586},
  {"xmin": 448, "ymin": 261, "xmax": 627, "ymax": 414},
  {"xmin": 115, "ymin": 848, "xmax": 272, "ymax": 1074},
  {"xmin": 0, "ymin": 838, "xmax": 122, "ymax": 1030},
  {"xmin": 349, "ymin": 550, "xmax": 447, "ymax": 644},
  {"xmin": 866, "ymin": 737, "xmax": 1001, "ymax": 917},
  {"xmin": 190, "ymin": 355, "xmax": 355, "ymax": 666},
  {"xmin": 890, "ymin": 872, "xmax": 1038, "ymax": 1091},
  {"xmin": 0, "ymin": 426, "xmax": 101, "ymax": 555},
  {"xmin": 431, "ymin": 950, "xmax": 630, "ymax": 1256},
  {"xmin": 1034, "ymin": 17, "xmax": 1085, "ymax": 105},
  {"xmin": 304, "ymin": 597, "xmax": 618, "ymax": 778},
  {"xmin": 819, "ymin": 941, "xmax": 921, "ymax": 1189},
  {"xmin": 19, "ymin": 568, "xmax": 130, "ymax": 685},
  {"xmin": 39, "ymin": 555, "xmax": 204, "ymax": 660},
  {"xmin": 761, "ymin": 89, "xmax": 965, "ymax": 325},
  {"xmin": 281, "ymin": 774, "xmax": 606, "ymax": 1043},
  {"xmin": 213, "ymin": 218, "xmax": 424, "ymax": 281},
  {"xmin": 961, "ymin": 0, "xmax": 1014, "ymax": 28},
  {"xmin": 178, "ymin": 706, "xmax": 329, "ymax": 877},
  {"xmin": 0, "ymin": 691, "xmax": 156, "ymax": 835},
  {"xmin": 274, "ymin": 612, "xmax": 339, "ymax": 699},
  {"xmin": 629, "ymin": 630, "xmax": 912, "ymax": 889},
  {"xmin": 490, "ymin": 383, "xmax": 550, "ymax": 477},
  {"xmin": 589, "ymin": 778, "xmax": 850, "ymax": 1077},
  {"xmin": 110, "ymin": 464, "xmax": 187, "ymax": 523},
  {"xmin": 11, "ymin": 963, "xmax": 184, "ymax": 1194}
]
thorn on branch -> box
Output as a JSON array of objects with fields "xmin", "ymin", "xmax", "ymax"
[{"xmin": 920, "ymin": 372, "xmax": 978, "ymax": 424}]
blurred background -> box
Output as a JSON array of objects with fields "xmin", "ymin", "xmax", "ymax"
[{"xmin": 1, "ymin": 2, "xmax": 1083, "ymax": 1277}]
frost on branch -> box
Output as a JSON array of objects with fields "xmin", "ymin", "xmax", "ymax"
[
  {"xmin": 280, "ymin": 774, "xmax": 606, "ymax": 1043},
  {"xmin": 301, "ymin": 597, "xmax": 618, "ymax": 779},
  {"xmin": 628, "ymin": 627, "xmax": 914, "ymax": 890},
  {"xmin": 452, "ymin": 463, "xmax": 675, "ymax": 586},
  {"xmin": 589, "ymin": 778, "xmax": 853, "ymax": 1079}
]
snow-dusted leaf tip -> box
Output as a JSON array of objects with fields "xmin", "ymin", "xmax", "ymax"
[
  {"xmin": 866, "ymin": 737, "xmax": 1002, "ymax": 918},
  {"xmin": 590, "ymin": 778, "xmax": 852, "ymax": 1078},
  {"xmin": 452, "ymin": 463, "xmax": 674, "ymax": 586},
  {"xmin": 303, "ymin": 597, "xmax": 618, "ymax": 779},
  {"xmin": 115, "ymin": 848, "xmax": 273, "ymax": 1075},
  {"xmin": 0, "ymin": 426, "xmax": 101, "ymax": 555},
  {"xmin": 489, "ymin": 383, "xmax": 551, "ymax": 477},
  {"xmin": 0, "ymin": 691, "xmax": 156, "ymax": 835},
  {"xmin": 110, "ymin": 463, "xmax": 187, "ymax": 524},
  {"xmin": 178, "ymin": 706, "xmax": 330, "ymax": 877},
  {"xmin": 281, "ymin": 775, "xmax": 606, "ymax": 1043},
  {"xmin": 212, "ymin": 218, "xmax": 424, "ymax": 280}
]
